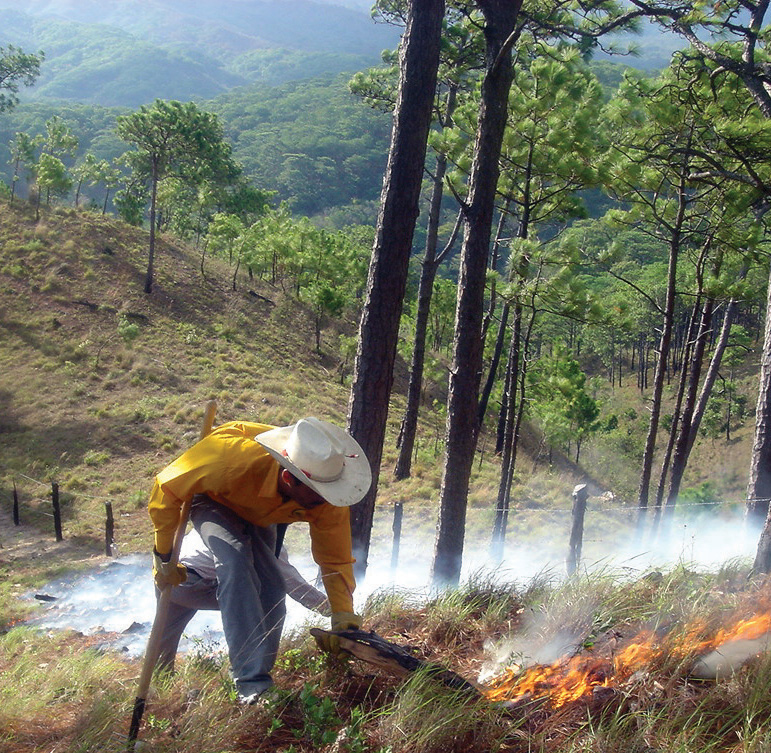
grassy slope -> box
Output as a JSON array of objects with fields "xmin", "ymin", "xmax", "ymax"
[
  {"xmin": 0, "ymin": 200, "xmax": 522, "ymax": 595},
  {"xmin": 0, "ymin": 199, "xmax": 372, "ymax": 546},
  {"xmin": 1, "ymin": 200, "xmax": 769, "ymax": 753},
  {"xmin": 0, "ymin": 198, "xmax": 760, "ymax": 580}
]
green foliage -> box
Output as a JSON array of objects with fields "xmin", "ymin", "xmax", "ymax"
[
  {"xmin": 497, "ymin": 45, "xmax": 605, "ymax": 224},
  {"xmin": 42, "ymin": 115, "xmax": 78, "ymax": 160},
  {"xmin": 212, "ymin": 76, "xmax": 391, "ymax": 218},
  {"xmin": 679, "ymin": 481, "xmax": 720, "ymax": 507},
  {"xmin": 295, "ymin": 682, "xmax": 343, "ymax": 746},
  {"xmin": 117, "ymin": 314, "xmax": 140, "ymax": 345},
  {"xmin": 528, "ymin": 345, "xmax": 600, "ymax": 456},
  {"xmin": 8, "ymin": 130, "xmax": 39, "ymax": 199},
  {"xmin": 116, "ymin": 99, "xmax": 242, "ymax": 282},
  {"xmin": 14, "ymin": 16, "xmax": 242, "ymax": 108},
  {"xmin": 428, "ymin": 277, "xmax": 456, "ymax": 354},
  {"xmin": 82, "ymin": 449, "xmax": 110, "ymax": 466},
  {"xmin": 113, "ymin": 184, "xmax": 146, "ymax": 225},
  {"xmin": 36, "ymin": 152, "xmax": 71, "ymax": 204},
  {"xmin": 0, "ymin": 44, "xmax": 43, "ymax": 113},
  {"xmin": 116, "ymin": 99, "xmax": 237, "ymax": 189},
  {"xmin": 234, "ymin": 49, "xmax": 375, "ymax": 87}
]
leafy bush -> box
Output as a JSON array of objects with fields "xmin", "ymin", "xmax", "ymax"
[
  {"xmin": 679, "ymin": 481, "xmax": 720, "ymax": 507},
  {"xmin": 117, "ymin": 314, "xmax": 140, "ymax": 344}
]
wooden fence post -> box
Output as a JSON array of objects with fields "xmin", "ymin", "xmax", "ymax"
[
  {"xmin": 567, "ymin": 484, "xmax": 588, "ymax": 576},
  {"xmin": 51, "ymin": 482, "xmax": 63, "ymax": 542},
  {"xmin": 13, "ymin": 481, "xmax": 20, "ymax": 526},
  {"xmin": 105, "ymin": 501, "xmax": 114, "ymax": 557},
  {"xmin": 391, "ymin": 501, "xmax": 403, "ymax": 573}
]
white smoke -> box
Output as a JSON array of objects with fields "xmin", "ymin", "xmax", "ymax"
[
  {"xmin": 24, "ymin": 504, "xmax": 760, "ymax": 665},
  {"xmin": 25, "ymin": 554, "xmax": 326, "ymax": 657}
]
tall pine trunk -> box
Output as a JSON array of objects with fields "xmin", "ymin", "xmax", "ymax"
[
  {"xmin": 432, "ymin": 0, "xmax": 522, "ymax": 588},
  {"xmin": 748, "ymin": 257, "xmax": 771, "ymax": 546},
  {"xmin": 688, "ymin": 296, "xmax": 742, "ymax": 454},
  {"xmin": 661, "ymin": 297, "xmax": 715, "ymax": 531},
  {"xmin": 145, "ymin": 159, "xmax": 159, "ymax": 294},
  {"xmin": 635, "ymin": 178, "xmax": 687, "ymax": 537},
  {"xmin": 478, "ymin": 207, "xmax": 513, "ymax": 426},
  {"xmin": 394, "ymin": 89, "xmax": 460, "ymax": 481},
  {"xmin": 651, "ymin": 299, "xmax": 700, "ymax": 538},
  {"xmin": 491, "ymin": 302, "xmax": 535, "ymax": 561},
  {"xmin": 347, "ymin": 0, "xmax": 444, "ymax": 579}
]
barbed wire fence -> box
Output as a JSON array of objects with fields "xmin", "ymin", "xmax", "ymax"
[
  {"xmin": 5, "ymin": 470, "xmax": 766, "ymax": 576},
  {"xmin": 8, "ymin": 472, "xmax": 120, "ymax": 557}
]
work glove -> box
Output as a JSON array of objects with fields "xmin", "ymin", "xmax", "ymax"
[
  {"xmin": 153, "ymin": 549, "xmax": 187, "ymax": 589},
  {"xmin": 314, "ymin": 611, "xmax": 362, "ymax": 656}
]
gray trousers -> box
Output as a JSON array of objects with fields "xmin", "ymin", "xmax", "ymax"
[
  {"xmin": 158, "ymin": 497, "xmax": 287, "ymax": 698},
  {"xmin": 156, "ymin": 570, "xmax": 219, "ymax": 672}
]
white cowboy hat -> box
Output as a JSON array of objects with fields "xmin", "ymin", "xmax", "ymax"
[{"xmin": 255, "ymin": 417, "xmax": 371, "ymax": 507}]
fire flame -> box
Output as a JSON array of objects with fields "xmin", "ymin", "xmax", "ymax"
[{"xmin": 484, "ymin": 613, "xmax": 771, "ymax": 708}]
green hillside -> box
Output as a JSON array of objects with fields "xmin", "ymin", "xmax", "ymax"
[
  {"xmin": 0, "ymin": 200, "xmax": 374, "ymax": 552},
  {"xmin": 0, "ymin": 0, "xmax": 400, "ymax": 58},
  {"xmin": 0, "ymin": 2, "xmax": 399, "ymax": 107},
  {"xmin": 0, "ymin": 74, "xmax": 392, "ymax": 221},
  {"xmin": 0, "ymin": 197, "xmax": 759, "ymax": 565}
]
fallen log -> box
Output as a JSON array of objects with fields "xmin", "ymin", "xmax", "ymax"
[{"xmin": 310, "ymin": 628, "xmax": 481, "ymax": 695}]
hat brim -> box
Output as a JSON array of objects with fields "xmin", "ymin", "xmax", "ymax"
[{"xmin": 255, "ymin": 421, "xmax": 371, "ymax": 507}]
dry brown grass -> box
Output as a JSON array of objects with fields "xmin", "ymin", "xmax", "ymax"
[{"xmin": 3, "ymin": 559, "xmax": 771, "ymax": 752}]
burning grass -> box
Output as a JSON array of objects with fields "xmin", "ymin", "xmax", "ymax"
[
  {"xmin": 483, "ymin": 566, "xmax": 771, "ymax": 711},
  {"xmin": 4, "ymin": 565, "xmax": 771, "ymax": 752}
]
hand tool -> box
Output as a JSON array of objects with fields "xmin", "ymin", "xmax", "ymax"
[{"xmin": 127, "ymin": 399, "xmax": 217, "ymax": 748}]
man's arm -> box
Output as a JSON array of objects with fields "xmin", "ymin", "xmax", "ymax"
[
  {"xmin": 308, "ymin": 505, "xmax": 356, "ymax": 614},
  {"xmin": 277, "ymin": 548, "xmax": 331, "ymax": 614}
]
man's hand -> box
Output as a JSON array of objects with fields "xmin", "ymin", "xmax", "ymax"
[
  {"xmin": 153, "ymin": 549, "xmax": 187, "ymax": 589},
  {"xmin": 314, "ymin": 611, "xmax": 362, "ymax": 655}
]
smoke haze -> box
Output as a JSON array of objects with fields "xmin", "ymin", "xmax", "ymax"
[{"xmin": 24, "ymin": 505, "xmax": 759, "ymax": 664}]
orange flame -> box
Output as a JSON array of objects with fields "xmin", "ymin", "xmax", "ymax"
[{"xmin": 484, "ymin": 614, "xmax": 771, "ymax": 708}]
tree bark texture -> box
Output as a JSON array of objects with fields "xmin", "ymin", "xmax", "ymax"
[
  {"xmin": 432, "ymin": 0, "xmax": 522, "ymax": 588},
  {"xmin": 651, "ymin": 299, "xmax": 699, "ymax": 538},
  {"xmin": 478, "ymin": 205, "xmax": 514, "ymax": 426},
  {"xmin": 490, "ymin": 308, "xmax": 520, "ymax": 562},
  {"xmin": 635, "ymin": 172, "xmax": 687, "ymax": 537},
  {"xmin": 748, "ymin": 260, "xmax": 771, "ymax": 534},
  {"xmin": 491, "ymin": 301, "xmax": 535, "ymax": 561},
  {"xmin": 347, "ymin": 0, "xmax": 444, "ymax": 578},
  {"xmin": 394, "ymin": 131, "xmax": 459, "ymax": 481},
  {"xmin": 145, "ymin": 159, "xmax": 159, "ymax": 294},
  {"xmin": 662, "ymin": 297, "xmax": 715, "ymax": 526},
  {"xmin": 688, "ymin": 297, "xmax": 740, "ymax": 455}
]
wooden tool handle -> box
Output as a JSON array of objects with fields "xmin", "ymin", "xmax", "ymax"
[{"xmin": 128, "ymin": 400, "xmax": 217, "ymax": 745}]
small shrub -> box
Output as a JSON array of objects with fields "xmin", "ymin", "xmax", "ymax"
[
  {"xmin": 83, "ymin": 450, "xmax": 110, "ymax": 466},
  {"xmin": 275, "ymin": 647, "xmax": 326, "ymax": 675},
  {"xmin": 64, "ymin": 475, "xmax": 88, "ymax": 491},
  {"xmin": 679, "ymin": 481, "xmax": 720, "ymax": 508},
  {"xmin": 296, "ymin": 683, "xmax": 343, "ymax": 746},
  {"xmin": 117, "ymin": 315, "xmax": 140, "ymax": 345},
  {"xmin": 21, "ymin": 239, "xmax": 46, "ymax": 252},
  {"xmin": 128, "ymin": 489, "xmax": 147, "ymax": 509},
  {"xmin": 157, "ymin": 434, "xmax": 179, "ymax": 451}
]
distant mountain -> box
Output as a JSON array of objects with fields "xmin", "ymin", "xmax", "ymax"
[
  {"xmin": 594, "ymin": 18, "xmax": 685, "ymax": 72},
  {"xmin": 0, "ymin": 0, "xmax": 400, "ymax": 58},
  {"xmin": 0, "ymin": 0, "xmax": 400, "ymax": 107},
  {"xmin": 0, "ymin": 0, "xmax": 683, "ymax": 109},
  {"xmin": 0, "ymin": 12, "xmax": 246, "ymax": 107}
]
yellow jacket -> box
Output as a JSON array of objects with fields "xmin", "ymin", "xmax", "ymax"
[{"xmin": 148, "ymin": 420, "xmax": 355, "ymax": 614}]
